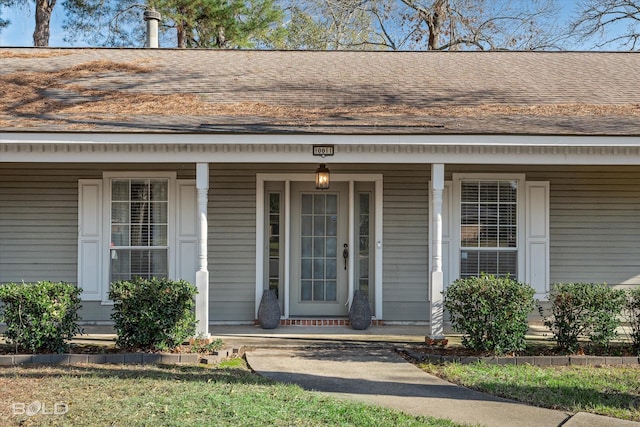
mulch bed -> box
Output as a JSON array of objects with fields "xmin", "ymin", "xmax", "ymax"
[{"xmin": 0, "ymin": 343, "xmax": 218, "ymax": 356}]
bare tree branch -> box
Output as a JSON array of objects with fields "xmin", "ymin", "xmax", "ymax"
[{"xmin": 570, "ymin": 0, "xmax": 640, "ymax": 50}]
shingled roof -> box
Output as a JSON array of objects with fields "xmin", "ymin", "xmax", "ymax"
[{"xmin": 1, "ymin": 48, "xmax": 639, "ymax": 135}]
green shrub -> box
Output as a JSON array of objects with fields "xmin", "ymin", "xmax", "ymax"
[
  {"xmin": 539, "ymin": 283, "xmax": 626, "ymax": 353},
  {"xmin": 0, "ymin": 281, "xmax": 82, "ymax": 353},
  {"xmin": 624, "ymin": 288, "xmax": 640, "ymax": 354},
  {"xmin": 109, "ymin": 277, "xmax": 197, "ymax": 351},
  {"xmin": 443, "ymin": 274, "xmax": 535, "ymax": 354}
]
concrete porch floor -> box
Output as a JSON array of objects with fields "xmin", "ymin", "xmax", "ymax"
[{"xmin": 0, "ymin": 322, "xmax": 552, "ymax": 349}]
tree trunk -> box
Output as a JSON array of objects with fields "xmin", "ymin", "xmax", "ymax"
[
  {"xmin": 426, "ymin": 0, "xmax": 447, "ymax": 50},
  {"xmin": 177, "ymin": 23, "xmax": 187, "ymax": 48},
  {"xmin": 33, "ymin": 0, "xmax": 55, "ymax": 47},
  {"xmin": 216, "ymin": 27, "xmax": 226, "ymax": 48}
]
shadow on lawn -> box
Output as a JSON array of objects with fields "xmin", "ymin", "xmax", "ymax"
[
  {"xmin": 0, "ymin": 363, "xmax": 271, "ymax": 385},
  {"xmin": 469, "ymin": 380, "xmax": 640, "ymax": 416}
]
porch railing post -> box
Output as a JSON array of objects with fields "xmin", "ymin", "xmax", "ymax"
[
  {"xmin": 430, "ymin": 164, "xmax": 445, "ymax": 340},
  {"xmin": 195, "ymin": 163, "xmax": 210, "ymax": 337}
]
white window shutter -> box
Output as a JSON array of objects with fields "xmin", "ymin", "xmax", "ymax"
[
  {"xmin": 176, "ymin": 180, "xmax": 198, "ymax": 285},
  {"xmin": 78, "ymin": 180, "xmax": 103, "ymax": 300},
  {"xmin": 525, "ymin": 181, "xmax": 550, "ymax": 297}
]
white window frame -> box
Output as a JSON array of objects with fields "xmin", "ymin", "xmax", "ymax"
[
  {"xmin": 451, "ymin": 173, "xmax": 526, "ymax": 283},
  {"xmin": 101, "ymin": 172, "xmax": 177, "ymax": 304}
]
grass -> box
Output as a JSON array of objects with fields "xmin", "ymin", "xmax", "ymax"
[
  {"xmin": 419, "ymin": 362, "xmax": 640, "ymax": 422},
  {"xmin": 0, "ymin": 360, "xmax": 462, "ymax": 427}
]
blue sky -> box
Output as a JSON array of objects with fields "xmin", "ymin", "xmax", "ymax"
[
  {"xmin": 0, "ymin": 1, "xmax": 627, "ymax": 49},
  {"xmin": 1, "ymin": 4, "xmax": 87, "ymax": 46}
]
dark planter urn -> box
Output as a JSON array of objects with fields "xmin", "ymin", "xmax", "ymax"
[
  {"xmin": 349, "ymin": 290, "xmax": 372, "ymax": 330},
  {"xmin": 257, "ymin": 289, "xmax": 281, "ymax": 329}
]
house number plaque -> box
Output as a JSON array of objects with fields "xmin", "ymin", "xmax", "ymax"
[{"xmin": 313, "ymin": 145, "xmax": 334, "ymax": 156}]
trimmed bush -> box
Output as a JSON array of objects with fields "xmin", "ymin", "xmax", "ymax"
[
  {"xmin": 109, "ymin": 277, "xmax": 197, "ymax": 351},
  {"xmin": 0, "ymin": 281, "xmax": 82, "ymax": 353},
  {"xmin": 443, "ymin": 274, "xmax": 535, "ymax": 354},
  {"xmin": 624, "ymin": 288, "xmax": 640, "ymax": 354},
  {"xmin": 539, "ymin": 282, "xmax": 626, "ymax": 353}
]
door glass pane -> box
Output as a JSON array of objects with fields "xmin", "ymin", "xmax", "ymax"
[
  {"xmin": 302, "ymin": 195, "xmax": 313, "ymax": 214},
  {"xmin": 326, "ymin": 215, "xmax": 337, "ymax": 236},
  {"xmin": 302, "ymin": 216, "xmax": 312, "ymax": 236},
  {"xmin": 268, "ymin": 192, "xmax": 282, "ymax": 298},
  {"xmin": 313, "ymin": 215, "xmax": 325, "ymax": 236},
  {"xmin": 300, "ymin": 192, "xmax": 339, "ymax": 302},
  {"xmin": 301, "ymin": 237, "xmax": 312, "ymax": 257},
  {"xmin": 269, "ymin": 259, "xmax": 280, "ymax": 277},
  {"xmin": 326, "ymin": 237, "xmax": 337, "ymax": 257},
  {"xmin": 313, "ymin": 281, "xmax": 325, "ymax": 300},
  {"xmin": 314, "ymin": 195, "xmax": 325, "ymax": 214},
  {"xmin": 357, "ymin": 193, "xmax": 372, "ymax": 306},
  {"xmin": 301, "ymin": 281, "xmax": 312, "ymax": 300},
  {"xmin": 326, "ymin": 195, "xmax": 337, "ymax": 214},
  {"xmin": 313, "ymin": 259, "xmax": 325, "ymax": 279},
  {"xmin": 301, "ymin": 259, "xmax": 312, "ymax": 280},
  {"xmin": 313, "ymin": 237, "xmax": 325, "ymax": 257},
  {"xmin": 269, "ymin": 236, "xmax": 280, "ymax": 257}
]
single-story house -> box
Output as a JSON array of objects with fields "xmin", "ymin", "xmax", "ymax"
[{"xmin": 1, "ymin": 47, "xmax": 639, "ymax": 338}]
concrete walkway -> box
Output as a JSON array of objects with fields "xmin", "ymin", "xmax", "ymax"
[
  {"xmin": 232, "ymin": 325, "xmax": 640, "ymax": 427},
  {"xmin": 247, "ymin": 347, "xmax": 572, "ymax": 427}
]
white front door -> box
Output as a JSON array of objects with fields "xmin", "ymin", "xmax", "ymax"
[{"xmin": 289, "ymin": 182, "xmax": 349, "ymax": 316}]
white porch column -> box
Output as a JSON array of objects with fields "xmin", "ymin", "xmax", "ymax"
[
  {"xmin": 430, "ymin": 164, "xmax": 445, "ymax": 340},
  {"xmin": 195, "ymin": 163, "xmax": 210, "ymax": 337}
]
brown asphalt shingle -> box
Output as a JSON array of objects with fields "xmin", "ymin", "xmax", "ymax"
[{"xmin": 0, "ymin": 48, "xmax": 639, "ymax": 135}]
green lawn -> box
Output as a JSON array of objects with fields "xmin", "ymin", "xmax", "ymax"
[
  {"xmin": 419, "ymin": 362, "xmax": 640, "ymax": 422},
  {"xmin": 0, "ymin": 360, "xmax": 462, "ymax": 426}
]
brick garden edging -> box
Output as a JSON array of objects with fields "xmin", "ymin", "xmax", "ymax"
[
  {"xmin": 0, "ymin": 347, "xmax": 243, "ymax": 366},
  {"xmin": 399, "ymin": 348, "xmax": 640, "ymax": 367}
]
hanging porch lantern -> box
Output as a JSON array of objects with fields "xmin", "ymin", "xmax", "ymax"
[{"xmin": 315, "ymin": 163, "xmax": 330, "ymax": 190}]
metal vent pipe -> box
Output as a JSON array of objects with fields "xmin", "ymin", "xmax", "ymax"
[{"xmin": 143, "ymin": 8, "xmax": 161, "ymax": 48}]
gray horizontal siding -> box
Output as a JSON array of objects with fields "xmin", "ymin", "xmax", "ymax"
[
  {"xmin": 209, "ymin": 167, "xmax": 257, "ymax": 321},
  {"xmin": 0, "ymin": 165, "xmax": 81, "ymax": 283},
  {"xmin": 78, "ymin": 302, "xmax": 113, "ymax": 323},
  {"xmin": 533, "ymin": 167, "xmax": 640, "ymax": 286},
  {"xmin": 382, "ymin": 168, "xmax": 430, "ymax": 320}
]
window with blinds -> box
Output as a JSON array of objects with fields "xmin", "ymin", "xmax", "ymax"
[{"xmin": 459, "ymin": 180, "xmax": 518, "ymax": 278}]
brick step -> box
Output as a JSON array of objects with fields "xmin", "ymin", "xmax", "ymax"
[{"xmin": 255, "ymin": 318, "xmax": 384, "ymax": 327}]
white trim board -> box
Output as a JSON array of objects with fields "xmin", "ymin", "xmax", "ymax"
[{"xmin": 4, "ymin": 133, "xmax": 640, "ymax": 165}]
